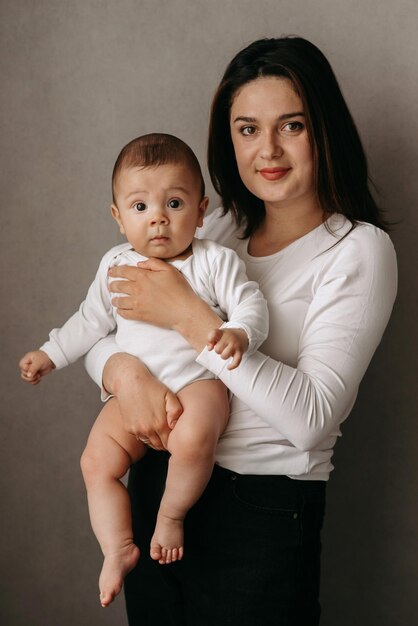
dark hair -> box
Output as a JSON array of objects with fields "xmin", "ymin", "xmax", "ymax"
[
  {"xmin": 112, "ymin": 133, "xmax": 205, "ymax": 203},
  {"xmin": 208, "ymin": 36, "xmax": 388, "ymax": 237}
]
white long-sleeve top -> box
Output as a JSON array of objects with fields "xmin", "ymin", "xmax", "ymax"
[
  {"xmin": 40, "ymin": 237, "xmax": 268, "ymax": 394},
  {"xmin": 85, "ymin": 211, "xmax": 397, "ymax": 480}
]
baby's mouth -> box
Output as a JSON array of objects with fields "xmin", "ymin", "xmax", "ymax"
[{"xmin": 151, "ymin": 235, "xmax": 169, "ymax": 242}]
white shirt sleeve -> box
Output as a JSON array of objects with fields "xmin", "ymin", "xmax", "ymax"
[
  {"xmin": 203, "ymin": 243, "xmax": 269, "ymax": 353},
  {"xmin": 83, "ymin": 333, "xmax": 121, "ymax": 397},
  {"xmin": 40, "ymin": 251, "xmax": 117, "ymax": 369},
  {"xmin": 197, "ymin": 228, "xmax": 397, "ymax": 451}
]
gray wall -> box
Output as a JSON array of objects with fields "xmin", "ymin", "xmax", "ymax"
[{"xmin": 1, "ymin": 1, "xmax": 417, "ymax": 625}]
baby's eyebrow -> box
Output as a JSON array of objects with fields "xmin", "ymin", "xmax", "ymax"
[
  {"xmin": 166, "ymin": 186, "xmax": 191, "ymax": 195},
  {"xmin": 125, "ymin": 190, "xmax": 148, "ymax": 199},
  {"xmin": 125, "ymin": 187, "xmax": 190, "ymax": 199}
]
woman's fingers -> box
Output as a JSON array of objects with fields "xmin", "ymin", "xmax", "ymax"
[
  {"xmin": 111, "ymin": 295, "xmax": 133, "ymax": 310},
  {"xmin": 165, "ymin": 390, "xmax": 183, "ymax": 431},
  {"xmin": 145, "ymin": 434, "xmax": 166, "ymax": 451},
  {"xmin": 108, "ymin": 280, "xmax": 136, "ymax": 294},
  {"xmin": 108, "ymin": 265, "xmax": 141, "ymax": 281},
  {"xmin": 136, "ymin": 258, "xmax": 168, "ymax": 271},
  {"xmin": 108, "ymin": 259, "xmax": 169, "ymax": 294}
]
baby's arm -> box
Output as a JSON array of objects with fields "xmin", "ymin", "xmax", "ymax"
[
  {"xmin": 206, "ymin": 327, "xmax": 249, "ymax": 370},
  {"xmin": 21, "ymin": 247, "xmax": 123, "ymax": 382},
  {"xmin": 206, "ymin": 243, "xmax": 268, "ymax": 362},
  {"xmin": 19, "ymin": 350, "xmax": 55, "ymax": 385}
]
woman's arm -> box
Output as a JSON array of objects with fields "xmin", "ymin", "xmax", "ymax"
[
  {"xmin": 198, "ymin": 230, "xmax": 398, "ymax": 449},
  {"xmin": 108, "ymin": 229, "xmax": 397, "ymax": 451},
  {"xmin": 108, "ymin": 257, "xmax": 223, "ymax": 351},
  {"xmin": 84, "ymin": 338, "xmax": 182, "ymax": 450}
]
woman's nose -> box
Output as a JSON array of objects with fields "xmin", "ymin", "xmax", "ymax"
[{"xmin": 259, "ymin": 130, "xmax": 283, "ymax": 160}]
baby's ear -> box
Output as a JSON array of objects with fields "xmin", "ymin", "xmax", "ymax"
[
  {"xmin": 197, "ymin": 196, "xmax": 209, "ymax": 227},
  {"xmin": 110, "ymin": 204, "xmax": 125, "ymax": 235}
]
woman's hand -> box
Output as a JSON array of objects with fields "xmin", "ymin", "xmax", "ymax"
[
  {"xmin": 109, "ymin": 258, "xmax": 194, "ymax": 327},
  {"xmin": 108, "ymin": 258, "xmax": 222, "ymax": 352},
  {"xmin": 103, "ymin": 352, "xmax": 183, "ymax": 450}
]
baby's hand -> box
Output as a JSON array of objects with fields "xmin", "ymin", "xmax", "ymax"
[
  {"xmin": 19, "ymin": 350, "xmax": 55, "ymax": 385},
  {"xmin": 207, "ymin": 328, "xmax": 249, "ymax": 370}
]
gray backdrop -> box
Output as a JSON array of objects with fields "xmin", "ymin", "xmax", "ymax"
[{"xmin": 1, "ymin": 1, "xmax": 417, "ymax": 625}]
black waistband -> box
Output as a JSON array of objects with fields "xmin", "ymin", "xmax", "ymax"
[{"xmin": 212, "ymin": 463, "xmax": 326, "ymax": 497}]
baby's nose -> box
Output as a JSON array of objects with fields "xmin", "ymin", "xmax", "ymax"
[{"xmin": 150, "ymin": 211, "xmax": 169, "ymax": 225}]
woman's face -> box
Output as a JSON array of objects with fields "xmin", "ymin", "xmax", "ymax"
[{"xmin": 230, "ymin": 77, "xmax": 316, "ymax": 213}]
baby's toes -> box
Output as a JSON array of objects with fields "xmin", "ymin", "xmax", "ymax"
[{"xmin": 158, "ymin": 547, "xmax": 168, "ymax": 565}]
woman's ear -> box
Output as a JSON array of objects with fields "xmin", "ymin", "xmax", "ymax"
[
  {"xmin": 197, "ymin": 196, "xmax": 209, "ymax": 227},
  {"xmin": 110, "ymin": 204, "xmax": 125, "ymax": 235}
]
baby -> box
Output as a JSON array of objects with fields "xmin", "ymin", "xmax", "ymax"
[{"xmin": 19, "ymin": 133, "xmax": 268, "ymax": 607}]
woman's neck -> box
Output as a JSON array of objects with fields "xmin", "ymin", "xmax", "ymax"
[{"xmin": 248, "ymin": 198, "xmax": 324, "ymax": 257}]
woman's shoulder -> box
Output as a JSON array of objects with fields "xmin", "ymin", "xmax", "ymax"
[
  {"xmin": 197, "ymin": 207, "xmax": 244, "ymax": 250},
  {"xmin": 318, "ymin": 216, "xmax": 397, "ymax": 296},
  {"xmin": 323, "ymin": 214, "xmax": 396, "ymax": 260},
  {"xmin": 340, "ymin": 218, "xmax": 396, "ymax": 262}
]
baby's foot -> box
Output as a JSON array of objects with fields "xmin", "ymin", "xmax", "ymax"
[
  {"xmin": 150, "ymin": 513, "xmax": 184, "ymax": 565},
  {"xmin": 99, "ymin": 542, "xmax": 140, "ymax": 607}
]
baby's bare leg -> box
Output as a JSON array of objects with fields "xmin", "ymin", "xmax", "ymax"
[
  {"xmin": 151, "ymin": 380, "xmax": 229, "ymax": 564},
  {"xmin": 80, "ymin": 397, "xmax": 146, "ymax": 607}
]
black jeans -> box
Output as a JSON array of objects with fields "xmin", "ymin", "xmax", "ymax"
[{"xmin": 125, "ymin": 449, "xmax": 326, "ymax": 626}]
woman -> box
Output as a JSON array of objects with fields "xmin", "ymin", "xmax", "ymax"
[{"xmin": 85, "ymin": 36, "xmax": 397, "ymax": 625}]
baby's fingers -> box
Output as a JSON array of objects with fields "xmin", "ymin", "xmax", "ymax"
[
  {"xmin": 207, "ymin": 328, "xmax": 223, "ymax": 351},
  {"xmin": 19, "ymin": 353, "xmax": 33, "ymax": 372},
  {"xmin": 19, "ymin": 351, "xmax": 53, "ymax": 383},
  {"xmin": 20, "ymin": 370, "xmax": 42, "ymax": 384},
  {"xmin": 215, "ymin": 341, "xmax": 235, "ymax": 361},
  {"xmin": 227, "ymin": 351, "xmax": 243, "ymax": 370},
  {"xmin": 19, "ymin": 354, "xmax": 38, "ymax": 379}
]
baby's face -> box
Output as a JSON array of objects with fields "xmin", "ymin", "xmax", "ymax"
[{"xmin": 111, "ymin": 163, "xmax": 208, "ymax": 260}]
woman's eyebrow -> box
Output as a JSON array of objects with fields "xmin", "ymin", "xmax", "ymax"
[
  {"xmin": 232, "ymin": 112, "xmax": 304, "ymax": 123},
  {"xmin": 232, "ymin": 116, "xmax": 257, "ymax": 123}
]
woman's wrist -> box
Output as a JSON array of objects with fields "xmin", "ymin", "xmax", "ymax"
[{"xmin": 173, "ymin": 294, "xmax": 223, "ymax": 352}]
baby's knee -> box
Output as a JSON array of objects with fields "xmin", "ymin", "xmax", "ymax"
[
  {"xmin": 170, "ymin": 428, "xmax": 215, "ymax": 465},
  {"xmin": 80, "ymin": 445, "xmax": 105, "ymax": 483}
]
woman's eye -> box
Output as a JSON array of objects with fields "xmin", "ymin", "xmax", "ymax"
[
  {"xmin": 282, "ymin": 121, "xmax": 304, "ymax": 133},
  {"xmin": 241, "ymin": 126, "xmax": 257, "ymax": 136},
  {"xmin": 133, "ymin": 202, "xmax": 146, "ymax": 212},
  {"xmin": 167, "ymin": 198, "xmax": 182, "ymax": 209}
]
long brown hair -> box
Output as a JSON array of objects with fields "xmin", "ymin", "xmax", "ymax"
[{"xmin": 208, "ymin": 36, "xmax": 388, "ymax": 237}]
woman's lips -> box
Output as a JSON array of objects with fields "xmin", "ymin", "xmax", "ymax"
[{"xmin": 259, "ymin": 167, "xmax": 291, "ymax": 181}]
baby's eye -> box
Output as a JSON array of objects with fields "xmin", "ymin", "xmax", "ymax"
[
  {"xmin": 133, "ymin": 202, "xmax": 147, "ymax": 212},
  {"xmin": 241, "ymin": 126, "xmax": 257, "ymax": 136},
  {"xmin": 167, "ymin": 198, "xmax": 182, "ymax": 209}
]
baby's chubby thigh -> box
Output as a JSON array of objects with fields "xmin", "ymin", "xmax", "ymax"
[{"xmin": 167, "ymin": 380, "xmax": 230, "ymax": 464}]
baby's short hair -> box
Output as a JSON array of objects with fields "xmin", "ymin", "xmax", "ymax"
[{"xmin": 112, "ymin": 133, "xmax": 205, "ymax": 203}]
